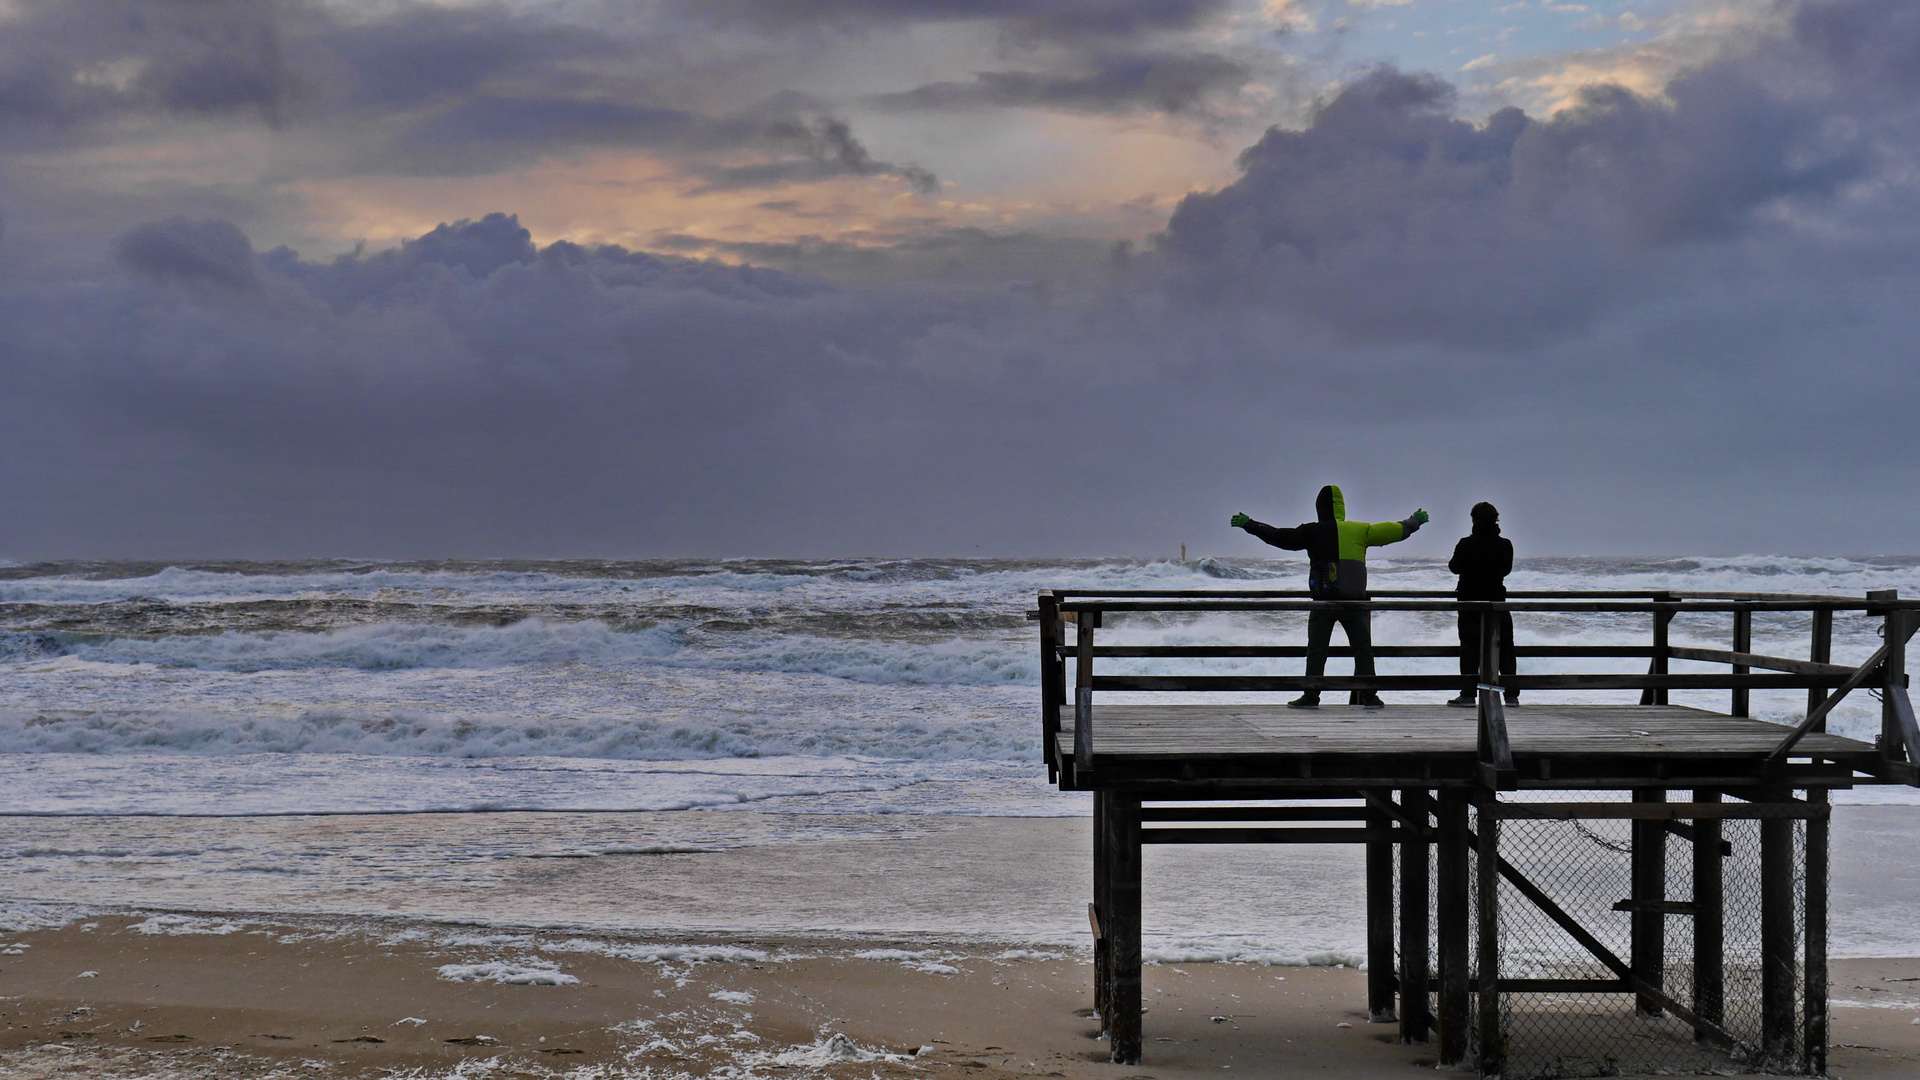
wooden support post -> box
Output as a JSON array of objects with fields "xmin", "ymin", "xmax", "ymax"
[
  {"xmin": 1631, "ymin": 788, "xmax": 1667, "ymax": 1016},
  {"xmin": 1692, "ymin": 788, "xmax": 1724, "ymax": 1039},
  {"xmin": 1398, "ymin": 788, "xmax": 1430, "ymax": 1041},
  {"xmin": 1074, "ymin": 613, "xmax": 1097, "ymax": 774},
  {"xmin": 1642, "ymin": 594, "xmax": 1676, "ymax": 706},
  {"xmin": 1760, "ymin": 789, "xmax": 1797, "ymax": 1064},
  {"xmin": 1804, "ymin": 788, "xmax": 1829, "ymax": 1075},
  {"xmin": 1436, "ymin": 790, "xmax": 1470, "ymax": 1065},
  {"xmin": 1106, "ymin": 792, "xmax": 1144, "ymax": 1065},
  {"xmin": 1808, "ymin": 608, "xmax": 1833, "ymax": 721},
  {"xmin": 1731, "ymin": 607, "xmax": 1752, "ymax": 718},
  {"xmin": 1092, "ymin": 790, "xmax": 1110, "ymax": 1035},
  {"xmin": 1367, "ymin": 801, "xmax": 1398, "ymax": 1023},
  {"xmin": 1039, "ymin": 592, "xmax": 1061, "ymax": 778},
  {"xmin": 1474, "ymin": 804, "xmax": 1501, "ymax": 1077}
]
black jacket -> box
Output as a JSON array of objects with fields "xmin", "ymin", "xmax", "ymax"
[
  {"xmin": 1241, "ymin": 485, "xmax": 1422, "ymax": 600},
  {"xmin": 1449, "ymin": 524, "xmax": 1513, "ymax": 601}
]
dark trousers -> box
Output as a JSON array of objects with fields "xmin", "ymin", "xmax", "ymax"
[
  {"xmin": 1458, "ymin": 610, "xmax": 1517, "ymax": 693},
  {"xmin": 1304, "ymin": 606, "xmax": 1375, "ymax": 703}
]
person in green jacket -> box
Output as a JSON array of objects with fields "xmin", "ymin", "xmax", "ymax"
[{"xmin": 1230, "ymin": 485, "xmax": 1428, "ymax": 709}]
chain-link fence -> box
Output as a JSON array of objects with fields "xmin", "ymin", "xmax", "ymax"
[{"xmin": 1397, "ymin": 793, "xmax": 1821, "ymax": 1079}]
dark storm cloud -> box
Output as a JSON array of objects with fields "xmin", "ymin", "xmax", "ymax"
[
  {"xmin": 690, "ymin": 118, "xmax": 941, "ymax": 194},
  {"xmin": 875, "ymin": 52, "xmax": 1250, "ymax": 115},
  {"xmin": 320, "ymin": 5, "xmax": 626, "ymax": 110},
  {"xmin": 5, "ymin": 0, "xmax": 1920, "ymax": 558},
  {"xmin": 116, "ymin": 218, "xmax": 260, "ymax": 290},
  {"xmin": 0, "ymin": 0, "xmax": 936, "ymax": 188},
  {"xmin": 0, "ymin": 0, "xmax": 295, "ymax": 138}
]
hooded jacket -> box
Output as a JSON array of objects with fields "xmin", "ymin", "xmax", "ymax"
[
  {"xmin": 1240, "ymin": 485, "xmax": 1423, "ymax": 600},
  {"xmin": 1449, "ymin": 519, "xmax": 1513, "ymax": 601}
]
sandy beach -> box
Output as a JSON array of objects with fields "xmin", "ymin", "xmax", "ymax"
[{"xmin": 0, "ymin": 912, "xmax": 1913, "ymax": 1079}]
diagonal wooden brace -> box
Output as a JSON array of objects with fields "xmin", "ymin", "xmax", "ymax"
[{"xmin": 1769, "ymin": 641, "xmax": 1887, "ymax": 761}]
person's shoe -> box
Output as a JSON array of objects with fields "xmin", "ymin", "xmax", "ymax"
[
  {"xmin": 1446, "ymin": 694, "xmax": 1476, "ymax": 708},
  {"xmin": 1504, "ymin": 694, "xmax": 1520, "ymax": 707},
  {"xmin": 1286, "ymin": 695, "xmax": 1319, "ymax": 710},
  {"xmin": 1356, "ymin": 693, "xmax": 1386, "ymax": 710}
]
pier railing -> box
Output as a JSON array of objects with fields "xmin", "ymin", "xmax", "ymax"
[{"xmin": 1035, "ymin": 588, "xmax": 1920, "ymax": 789}]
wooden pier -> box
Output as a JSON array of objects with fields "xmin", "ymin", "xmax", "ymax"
[{"xmin": 1036, "ymin": 588, "xmax": 1920, "ymax": 1077}]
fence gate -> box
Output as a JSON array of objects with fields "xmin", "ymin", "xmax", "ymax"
[{"xmin": 1454, "ymin": 792, "xmax": 1826, "ymax": 1079}]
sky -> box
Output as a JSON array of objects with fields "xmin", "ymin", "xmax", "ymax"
[{"xmin": 0, "ymin": 0, "xmax": 1916, "ymax": 559}]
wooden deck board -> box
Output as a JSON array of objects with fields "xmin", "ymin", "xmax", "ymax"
[{"xmin": 1058, "ymin": 703, "xmax": 1873, "ymax": 761}]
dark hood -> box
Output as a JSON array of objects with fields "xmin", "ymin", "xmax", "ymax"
[{"xmin": 1315, "ymin": 485, "xmax": 1345, "ymax": 526}]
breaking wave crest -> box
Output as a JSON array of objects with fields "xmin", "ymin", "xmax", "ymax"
[{"xmin": 11, "ymin": 619, "xmax": 1039, "ymax": 687}]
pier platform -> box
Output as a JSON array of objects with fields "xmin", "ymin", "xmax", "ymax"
[
  {"xmin": 1054, "ymin": 703, "xmax": 1881, "ymax": 790},
  {"xmin": 1035, "ymin": 588, "xmax": 1920, "ymax": 1078}
]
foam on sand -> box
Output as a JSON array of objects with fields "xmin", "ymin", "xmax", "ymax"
[{"xmin": 435, "ymin": 961, "xmax": 579, "ymax": 986}]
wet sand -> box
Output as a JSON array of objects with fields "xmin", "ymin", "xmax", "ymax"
[{"xmin": 0, "ymin": 915, "xmax": 1915, "ymax": 1079}]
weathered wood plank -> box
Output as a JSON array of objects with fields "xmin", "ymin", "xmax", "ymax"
[
  {"xmin": 1140, "ymin": 805, "xmax": 1370, "ymax": 821},
  {"xmin": 1141, "ymin": 826, "xmax": 1415, "ymax": 844},
  {"xmin": 1491, "ymin": 802, "xmax": 1829, "ymax": 820},
  {"xmin": 1666, "ymin": 646, "xmax": 1850, "ymax": 677}
]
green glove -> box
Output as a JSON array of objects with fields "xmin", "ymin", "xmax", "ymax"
[
  {"xmin": 1412, "ymin": 508, "xmax": 1430, "ymax": 525},
  {"xmin": 1230, "ymin": 512, "xmax": 1251, "ymax": 529}
]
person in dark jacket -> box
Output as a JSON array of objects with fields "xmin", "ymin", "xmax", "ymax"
[
  {"xmin": 1231, "ymin": 485, "xmax": 1428, "ymax": 709},
  {"xmin": 1448, "ymin": 501, "xmax": 1518, "ymax": 707}
]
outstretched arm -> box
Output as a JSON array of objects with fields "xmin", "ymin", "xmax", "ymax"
[
  {"xmin": 1364, "ymin": 508, "xmax": 1429, "ymax": 547},
  {"xmin": 1231, "ymin": 513, "xmax": 1306, "ymax": 551}
]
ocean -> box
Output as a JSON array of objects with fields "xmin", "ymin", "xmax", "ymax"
[{"xmin": 2, "ymin": 554, "xmax": 1917, "ymax": 959}]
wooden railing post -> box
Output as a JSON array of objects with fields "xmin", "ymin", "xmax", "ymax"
[
  {"xmin": 1808, "ymin": 608, "xmax": 1833, "ymax": 721},
  {"xmin": 1075, "ymin": 610, "xmax": 1098, "ymax": 775},
  {"xmin": 1873, "ymin": 592, "xmax": 1908, "ymax": 760},
  {"xmin": 1731, "ymin": 606, "xmax": 1752, "ymax": 718},
  {"xmin": 1642, "ymin": 592, "xmax": 1677, "ymax": 706},
  {"xmin": 1039, "ymin": 591, "xmax": 1061, "ymax": 778},
  {"xmin": 1475, "ymin": 606, "xmax": 1514, "ymax": 789}
]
